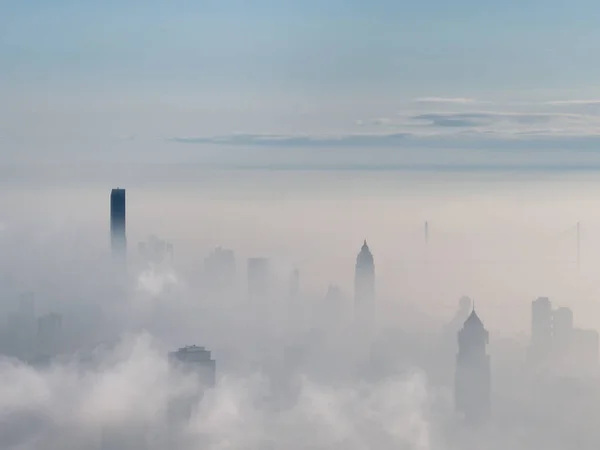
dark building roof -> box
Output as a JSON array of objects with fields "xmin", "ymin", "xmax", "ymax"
[
  {"xmin": 357, "ymin": 240, "xmax": 374, "ymax": 264},
  {"xmin": 464, "ymin": 309, "xmax": 484, "ymax": 328}
]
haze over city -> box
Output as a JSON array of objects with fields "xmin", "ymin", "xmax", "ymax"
[{"xmin": 4, "ymin": 1, "xmax": 600, "ymax": 449}]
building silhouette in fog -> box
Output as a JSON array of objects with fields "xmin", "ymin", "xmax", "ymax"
[
  {"xmin": 168, "ymin": 345, "xmax": 216, "ymax": 424},
  {"xmin": 529, "ymin": 297, "xmax": 599, "ymax": 375},
  {"xmin": 1, "ymin": 292, "xmax": 35, "ymax": 361},
  {"xmin": 354, "ymin": 240, "xmax": 375, "ymax": 324},
  {"xmin": 110, "ymin": 188, "xmax": 127, "ymax": 257},
  {"xmin": 455, "ymin": 308, "xmax": 491, "ymax": 423},
  {"xmin": 6, "ymin": 292, "xmax": 37, "ymax": 360},
  {"xmin": 573, "ymin": 328, "xmax": 599, "ymax": 373},
  {"xmin": 529, "ymin": 297, "xmax": 553, "ymax": 366},
  {"xmin": 247, "ymin": 257, "xmax": 270, "ymax": 300},
  {"xmin": 553, "ymin": 306, "xmax": 574, "ymax": 362},
  {"xmin": 169, "ymin": 345, "xmax": 216, "ymax": 387}
]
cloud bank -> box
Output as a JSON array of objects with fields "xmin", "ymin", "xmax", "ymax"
[{"xmin": 168, "ymin": 100, "xmax": 600, "ymax": 152}]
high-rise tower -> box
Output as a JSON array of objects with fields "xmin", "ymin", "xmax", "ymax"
[
  {"xmin": 455, "ymin": 308, "xmax": 491, "ymax": 423},
  {"xmin": 529, "ymin": 297, "xmax": 553, "ymax": 366},
  {"xmin": 168, "ymin": 345, "xmax": 216, "ymax": 425},
  {"xmin": 110, "ymin": 188, "xmax": 127, "ymax": 257},
  {"xmin": 354, "ymin": 240, "xmax": 375, "ymax": 324}
]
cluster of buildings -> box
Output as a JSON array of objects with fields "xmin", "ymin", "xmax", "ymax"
[
  {"xmin": 529, "ymin": 297, "xmax": 599, "ymax": 376},
  {"xmin": 0, "ymin": 187, "xmax": 583, "ymax": 430},
  {"xmin": 0, "ymin": 292, "xmax": 63, "ymax": 364},
  {"xmin": 111, "ymin": 188, "xmax": 493, "ymax": 422}
]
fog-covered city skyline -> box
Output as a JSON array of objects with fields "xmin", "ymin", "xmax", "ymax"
[
  {"xmin": 1, "ymin": 170, "xmax": 600, "ymax": 448},
  {"xmin": 4, "ymin": 1, "xmax": 600, "ymax": 448}
]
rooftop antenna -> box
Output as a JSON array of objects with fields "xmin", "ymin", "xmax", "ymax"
[{"xmin": 577, "ymin": 222, "xmax": 581, "ymax": 272}]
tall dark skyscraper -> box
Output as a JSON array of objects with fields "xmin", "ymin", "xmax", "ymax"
[
  {"xmin": 110, "ymin": 188, "xmax": 127, "ymax": 257},
  {"xmin": 354, "ymin": 240, "xmax": 375, "ymax": 324},
  {"xmin": 455, "ymin": 308, "xmax": 491, "ymax": 423}
]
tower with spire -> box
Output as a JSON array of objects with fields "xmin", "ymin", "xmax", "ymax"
[
  {"xmin": 454, "ymin": 306, "xmax": 491, "ymax": 423},
  {"xmin": 354, "ymin": 240, "xmax": 375, "ymax": 326}
]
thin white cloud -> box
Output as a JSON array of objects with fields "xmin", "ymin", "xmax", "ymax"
[
  {"xmin": 410, "ymin": 111, "xmax": 593, "ymax": 127},
  {"xmin": 413, "ymin": 97, "xmax": 477, "ymax": 104},
  {"xmin": 356, "ymin": 118, "xmax": 394, "ymax": 127},
  {"xmin": 546, "ymin": 100, "xmax": 600, "ymax": 106},
  {"xmin": 170, "ymin": 107, "xmax": 600, "ymax": 149},
  {"xmin": 170, "ymin": 133, "xmax": 411, "ymax": 147}
]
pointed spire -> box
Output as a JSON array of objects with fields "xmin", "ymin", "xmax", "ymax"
[
  {"xmin": 359, "ymin": 239, "xmax": 369, "ymax": 253},
  {"xmin": 465, "ymin": 307, "xmax": 483, "ymax": 328},
  {"xmin": 357, "ymin": 239, "xmax": 374, "ymax": 266}
]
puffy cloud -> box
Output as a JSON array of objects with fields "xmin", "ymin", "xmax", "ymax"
[
  {"xmin": 0, "ymin": 333, "xmax": 440, "ymax": 450},
  {"xmin": 136, "ymin": 267, "xmax": 181, "ymax": 298}
]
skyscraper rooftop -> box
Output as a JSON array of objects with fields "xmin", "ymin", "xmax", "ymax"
[{"xmin": 110, "ymin": 188, "xmax": 127, "ymax": 257}]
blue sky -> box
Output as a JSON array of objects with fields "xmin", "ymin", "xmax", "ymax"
[
  {"xmin": 3, "ymin": 0, "xmax": 600, "ymax": 92},
  {"xmin": 3, "ymin": 1, "xmax": 600, "ymax": 165}
]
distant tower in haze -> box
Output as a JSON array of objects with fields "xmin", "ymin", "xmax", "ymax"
[
  {"xmin": 528, "ymin": 297, "xmax": 553, "ymax": 366},
  {"xmin": 553, "ymin": 306, "xmax": 574, "ymax": 361},
  {"xmin": 168, "ymin": 345, "xmax": 217, "ymax": 388},
  {"xmin": 168, "ymin": 345, "xmax": 216, "ymax": 424},
  {"xmin": 455, "ymin": 308, "xmax": 491, "ymax": 423},
  {"xmin": 577, "ymin": 221, "xmax": 581, "ymax": 271},
  {"xmin": 354, "ymin": 240, "xmax": 375, "ymax": 324},
  {"xmin": 110, "ymin": 188, "xmax": 127, "ymax": 257}
]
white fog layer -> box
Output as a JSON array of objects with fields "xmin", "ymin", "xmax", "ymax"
[{"xmin": 0, "ymin": 167, "xmax": 599, "ymax": 449}]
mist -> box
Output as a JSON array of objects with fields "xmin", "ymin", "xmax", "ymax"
[{"xmin": 1, "ymin": 165, "xmax": 600, "ymax": 449}]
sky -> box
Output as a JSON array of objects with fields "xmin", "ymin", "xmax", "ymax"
[{"xmin": 3, "ymin": 1, "xmax": 600, "ymax": 165}]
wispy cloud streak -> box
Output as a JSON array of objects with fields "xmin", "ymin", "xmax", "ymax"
[{"xmin": 413, "ymin": 97, "xmax": 477, "ymax": 104}]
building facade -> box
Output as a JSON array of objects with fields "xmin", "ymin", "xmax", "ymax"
[
  {"xmin": 110, "ymin": 188, "xmax": 127, "ymax": 257},
  {"xmin": 354, "ymin": 240, "xmax": 375, "ymax": 325},
  {"xmin": 168, "ymin": 346, "xmax": 216, "ymax": 424},
  {"xmin": 455, "ymin": 309, "xmax": 491, "ymax": 423}
]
